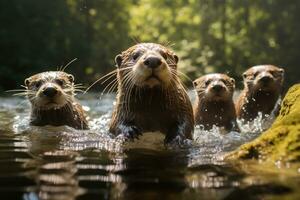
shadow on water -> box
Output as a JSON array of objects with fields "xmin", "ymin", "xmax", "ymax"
[{"xmin": 0, "ymin": 94, "xmax": 299, "ymax": 200}]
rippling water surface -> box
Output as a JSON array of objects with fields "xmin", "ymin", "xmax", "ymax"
[{"xmin": 0, "ymin": 93, "xmax": 299, "ymax": 200}]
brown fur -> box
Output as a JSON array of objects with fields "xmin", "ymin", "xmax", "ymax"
[
  {"xmin": 236, "ymin": 65, "xmax": 284, "ymax": 121},
  {"xmin": 25, "ymin": 71, "xmax": 88, "ymax": 130},
  {"xmin": 193, "ymin": 73, "xmax": 238, "ymax": 131},
  {"xmin": 109, "ymin": 43, "xmax": 194, "ymax": 144}
]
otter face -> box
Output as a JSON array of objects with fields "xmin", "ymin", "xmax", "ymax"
[
  {"xmin": 243, "ymin": 65, "xmax": 284, "ymax": 92},
  {"xmin": 193, "ymin": 74, "xmax": 235, "ymax": 101},
  {"xmin": 25, "ymin": 71, "xmax": 75, "ymax": 110},
  {"xmin": 115, "ymin": 43, "xmax": 178, "ymax": 88}
]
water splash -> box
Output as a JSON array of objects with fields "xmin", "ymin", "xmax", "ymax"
[{"xmin": 237, "ymin": 97, "xmax": 281, "ymax": 134}]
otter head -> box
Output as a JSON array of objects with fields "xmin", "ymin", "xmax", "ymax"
[
  {"xmin": 242, "ymin": 65, "xmax": 284, "ymax": 93},
  {"xmin": 24, "ymin": 71, "xmax": 75, "ymax": 110},
  {"xmin": 193, "ymin": 73, "xmax": 235, "ymax": 102},
  {"xmin": 115, "ymin": 43, "xmax": 178, "ymax": 88}
]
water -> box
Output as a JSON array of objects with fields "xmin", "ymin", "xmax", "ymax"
[{"xmin": 0, "ymin": 93, "xmax": 299, "ymax": 200}]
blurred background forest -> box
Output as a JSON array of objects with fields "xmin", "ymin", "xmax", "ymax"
[{"xmin": 0, "ymin": 0, "xmax": 299, "ymax": 91}]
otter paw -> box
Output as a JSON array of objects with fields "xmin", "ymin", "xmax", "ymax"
[{"xmin": 117, "ymin": 125, "xmax": 142, "ymax": 141}]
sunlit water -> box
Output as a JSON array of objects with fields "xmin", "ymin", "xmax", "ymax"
[{"xmin": 0, "ymin": 93, "xmax": 299, "ymax": 200}]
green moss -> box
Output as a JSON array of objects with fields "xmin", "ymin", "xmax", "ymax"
[{"xmin": 227, "ymin": 84, "xmax": 300, "ymax": 162}]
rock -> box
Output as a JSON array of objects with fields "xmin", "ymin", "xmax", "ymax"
[{"xmin": 227, "ymin": 84, "xmax": 300, "ymax": 162}]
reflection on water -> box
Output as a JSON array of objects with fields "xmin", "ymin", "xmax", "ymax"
[{"xmin": 0, "ymin": 94, "xmax": 299, "ymax": 200}]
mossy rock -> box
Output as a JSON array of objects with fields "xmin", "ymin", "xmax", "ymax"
[{"xmin": 227, "ymin": 84, "xmax": 300, "ymax": 162}]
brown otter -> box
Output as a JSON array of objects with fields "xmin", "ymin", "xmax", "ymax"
[
  {"xmin": 24, "ymin": 71, "xmax": 88, "ymax": 130},
  {"xmin": 109, "ymin": 43, "xmax": 194, "ymax": 144},
  {"xmin": 193, "ymin": 73, "xmax": 238, "ymax": 132},
  {"xmin": 236, "ymin": 65, "xmax": 284, "ymax": 122}
]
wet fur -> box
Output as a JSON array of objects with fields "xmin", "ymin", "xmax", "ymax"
[
  {"xmin": 109, "ymin": 43, "xmax": 194, "ymax": 144},
  {"xmin": 24, "ymin": 71, "xmax": 88, "ymax": 130},
  {"xmin": 30, "ymin": 101, "xmax": 88, "ymax": 129},
  {"xmin": 193, "ymin": 74, "xmax": 238, "ymax": 131},
  {"xmin": 236, "ymin": 65, "xmax": 284, "ymax": 121}
]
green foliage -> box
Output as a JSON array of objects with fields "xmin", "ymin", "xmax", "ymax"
[{"xmin": 0, "ymin": 0, "xmax": 299, "ymax": 91}]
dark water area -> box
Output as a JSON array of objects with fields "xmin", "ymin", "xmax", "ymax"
[{"xmin": 0, "ymin": 93, "xmax": 299, "ymax": 200}]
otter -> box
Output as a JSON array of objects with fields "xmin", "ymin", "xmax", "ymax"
[
  {"xmin": 109, "ymin": 43, "xmax": 194, "ymax": 144},
  {"xmin": 236, "ymin": 65, "xmax": 284, "ymax": 122},
  {"xmin": 193, "ymin": 73, "xmax": 238, "ymax": 132},
  {"xmin": 24, "ymin": 71, "xmax": 88, "ymax": 130}
]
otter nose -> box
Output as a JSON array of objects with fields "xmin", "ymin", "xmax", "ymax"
[
  {"xmin": 143, "ymin": 56, "xmax": 162, "ymax": 69},
  {"xmin": 259, "ymin": 76, "xmax": 272, "ymax": 84},
  {"xmin": 212, "ymin": 84, "xmax": 224, "ymax": 92},
  {"xmin": 43, "ymin": 87, "xmax": 58, "ymax": 98}
]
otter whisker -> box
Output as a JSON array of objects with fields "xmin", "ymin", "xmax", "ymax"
[
  {"xmin": 121, "ymin": 72, "xmax": 134, "ymax": 113},
  {"xmin": 125, "ymin": 74, "xmax": 136, "ymax": 113},
  {"xmin": 169, "ymin": 68, "xmax": 192, "ymax": 83},
  {"xmin": 7, "ymin": 89, "xmax": 36, "ymax": 98},
  {"xmin": 11, "ymin": 90, "xmax": 35, "ymax": 94},
  {"xmin": 102, "ymin": 78, "xmax": 118, "ymax": 95},
  {"xmin": 6, "ymin": 89, "xmax": 30, "ymax": 92},
  {"xmin": 85, "ymin": 67, "xmax": 133, "ymax": 93},
  {"xmin": 63, "ymin": 102, "xmax": 73, "ymax": 115},
  {"xmin": 162, "ymin": 41, "xmax": 175, "ymax": 48},
  {"xmin": 169, "ymin": 70, "xmax": 190, "ymax": 92},
  {"xmin": 131, "ymin": 36, "xmax": 141, "ymax": 45},
  {"xmin": 127, "ymin": 73, "xmax": 136, "ymax": 104},
  {"xmin": 100, "ymin": 72, "xmax": 118, "ymax": 85},
  {"xmin": 84, "ymin": 71, "xmax": 117, "ymax": 94},
  {"xmin": 13, "ymin": 92, "xmax": 35, "ymax": 97},
  {"xmin": 107, "ymin": 80, "xmax": 119, "ymax": 94},
  {"xmin": 102, "ymin": 67, "xmax": 132, "ymax": 84},
  {"xmin": 175, "ymin": 70, "xmax": 193, "ymax": 83},
  {"xmin": 170, "ymin": 78, "xmax": 189, "ymax": 103},
  {"xmin": 73, "ymin": 84, "xmax": 86, "ymax": 89},
  {"xmin": 60, "ymin": 58, "xmax": 78, "ymax": 72},
  {"xmin": 122, "ymin": 71, "xmax": 136, "ymax": 113},
  {"xmin": 102, "ymin": 67, "xmax": 132, "ymax": 96},
  {"xmin": 73, "ymin": 88, "xmax": 85, "ymax": 92}
]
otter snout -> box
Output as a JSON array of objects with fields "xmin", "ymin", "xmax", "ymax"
[
  {"xmin": 133, "ymin": 53, "xmax": 171, "ymax": 87},
  {"xmin": 254, "ymin": 71, "xmax": 275, "ymax": 89},
  {"xmin": 39, "ymin": 83, "xmax": 61, "ymax": 98},
  {"xmin": 143, "ymin": 56, "xmax": 162, "ymax": 69},
  {"xmin": 42, "ymin": 86, "xmax": 58, "ymax": 98},
  {"xmin": 211, "ymin": 84, "xmax": 224, "ymax": 93},
  {"xmin": 258, "ymin": 75, "xmax": 273, "ymax": 85}
]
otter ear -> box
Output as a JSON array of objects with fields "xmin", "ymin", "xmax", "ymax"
[
  {"xmin": 242, "ymin": 72, "xmax": 247, "ymax": 79},
  {"xmin": 115, "ymin": 54, "xmax": 122, "ymax": 68},
  {"xmin": 173, "ymin": 54, "xmax": 179, "ymax": 64},
  {"xmin": 68, "ymin": 74, "xmax": 74, "ymax": 83},
  {"xmin": 24, "ymin": 78, "xmax": 31, "ymax": 87}
]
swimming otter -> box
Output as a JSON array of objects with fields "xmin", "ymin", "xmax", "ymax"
[
  {"xmin": 24, "ymin": 71, "xmax": 88, "ymax": 129},
  {"xmin": 109, "ymin": 43, "xmax": 194, "ymax": 144},
  {"xmin": 193, "ymin": 73, "xmax": 238, "ymax": 132},
  {"xmin": 236, "ymin": 65, "xmax": 284, "ymax": 122}
]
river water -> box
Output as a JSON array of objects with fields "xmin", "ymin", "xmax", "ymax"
[{"xmin": 0, "ymin": 93, "xmax": 299, "ymax": 200}]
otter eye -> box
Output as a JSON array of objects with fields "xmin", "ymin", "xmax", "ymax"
[
  {"xmin": 205, "ymin": 80, "xmax": 211, "ymax": 86},
  {"xmin": 34, "ymin": 80, "xmax": 43, "ymax": 88},
  {"xmin": 273, "ymin": 72, "xmax": 283, "ymax": 78},
  {"xmin": 254, "ymin": 71, "xmax": 260, "ymax": 77},
  {"xmin": 55, "ymin": 79, "xmax": 64, "ymax": 86},
  {"xmin": 160, "ymin": 51, "xmax": 168, "ymax": 59},
  {"xmin": 132, "ymin": 52, "xmax": 141, "ymax": 61},
  {"xmin": 193, "ymin": 81, "xmax": 198, "ymax": 87}
]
